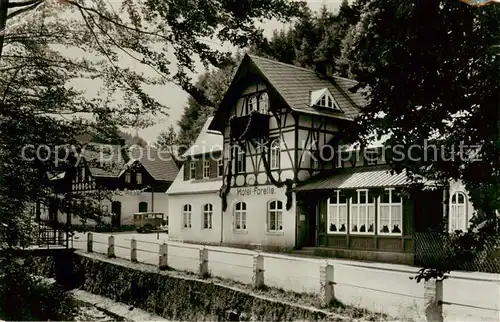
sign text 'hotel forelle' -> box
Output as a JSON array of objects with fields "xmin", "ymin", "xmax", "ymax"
[{"xmin": 236, "ymin": 186, "xmax": 276, "ymax": 197}]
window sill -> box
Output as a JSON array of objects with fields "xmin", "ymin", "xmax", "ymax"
[
  {"xmin": 327, "ymin": 232, "xmax": 347, "ymax": 235},
  {"xmin": 265, "ymin": 231, "xmax": 284, "ymax": 236},
  {"xmin": 378, "ymin": 233, "xmax": 402, "ymax": 237},
  {"xmin": 233, "ymin": 229, "xmax": 248, "ymax": 234},
  {"xmin": 182, "ymin": 227, "xmax": 192, "ymax": 230},
  {"xmin": 349, "ymin": 232, "xmax": 375, "ymax": 236}
]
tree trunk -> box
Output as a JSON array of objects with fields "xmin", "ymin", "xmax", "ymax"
[{"xmin": 0, "ymin": 0, "xmax": 8, "ymax": 58}]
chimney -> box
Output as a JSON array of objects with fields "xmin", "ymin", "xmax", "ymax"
[{"xmin": 314, "ymin": 59, "xmax": 334, "ymax": 78}]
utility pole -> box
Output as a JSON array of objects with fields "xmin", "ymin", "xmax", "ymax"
[{"xmin": 0, "ymin": 0, "xmax": 9, "ymax": 58}]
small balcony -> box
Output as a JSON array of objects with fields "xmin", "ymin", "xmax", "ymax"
[{"xmin": 230, "ymin": 112, "xmax": 270, "ymax": 140}]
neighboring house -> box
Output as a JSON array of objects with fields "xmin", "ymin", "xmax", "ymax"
[
  {"xmin": 40, "ymin": 143, "xmax": 178, "ymax": 228},
  {"xmin": 166, "ymin": 117, "xmax": 224, "ymax": 243},
  {"xmin": 197, "ymin": 53, "xmax": 477, "ymax": 264}
]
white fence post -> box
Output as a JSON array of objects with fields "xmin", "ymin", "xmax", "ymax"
[
  {"xmin": 87, "ymin": 232, "xmax": 93, "ymax": 253},
  {"xmin": 199, "ymin": 247, "xmax": 209, "ymax": 278},
  {"xmin": 159, "ymin": 242, "xmax": 168, "ymax": 270},
  {"xmin": 320, "ymin": 263, "xmax": 334, "ymax": 306},
  {"xmin": 253, "ymin": 254, "xmax": 264, "ymax": 288},
  {"xmin": 424, "ymin": 279, "xmax": 444, "ymax": 322},
  {"xmin": 107, "ymin": 235, "xmax": 115, "ymax": 258},
  {"xmin": 130, "ymin": 238, "xmax": 137, "ymax": 262}
]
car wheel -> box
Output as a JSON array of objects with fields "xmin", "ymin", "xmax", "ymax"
[
  {"xmin": 136, "ymin": 228, "xmax": 142, "ymax": 233},
  {"xmin": 143, "ymin": 225, "xmax": 152, "ymax": 233}
]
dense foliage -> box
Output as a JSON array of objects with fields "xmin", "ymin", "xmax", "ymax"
[
  {"xmin": 341, "ymin": 0, "xmax": 500, "ymax": 268},
  {"xmin": 0, "ymin": 256, "xmax": 77, "ymax": 320}
]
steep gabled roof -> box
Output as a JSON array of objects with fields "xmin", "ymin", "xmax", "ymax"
[
  {"xmin": 128, "ymin": 147, "xmax": 179, "ymax": 182},
  {"xmin": 183, "ymin": 117, "xmax": 223, "ymax": 157},
  {"xmin": 209, "ymin": 54, "xmax": 367, "ymax": 131}
]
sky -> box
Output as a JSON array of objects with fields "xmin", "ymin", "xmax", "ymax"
[{"xmin": 122, "ymin": 0, "xmax": 348, "ymax": 143}]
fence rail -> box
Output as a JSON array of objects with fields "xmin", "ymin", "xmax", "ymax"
[{"xmin": 78, "ymin": 232, "xmax": 500, "ymax": 322}]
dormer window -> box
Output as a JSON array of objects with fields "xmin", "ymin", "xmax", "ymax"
[{"xmin": 310, "ymin": 88, "xmax": 341, "ymax": 111}]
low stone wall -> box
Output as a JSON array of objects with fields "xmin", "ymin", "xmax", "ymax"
[{"xmin": 34, "ymin": 252, "xmax": 347, "ymax": 321}]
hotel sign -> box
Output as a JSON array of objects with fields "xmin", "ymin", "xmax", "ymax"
[{"xmin": 236, "ymin": 186, "xmax": 277, "ymax": 197}]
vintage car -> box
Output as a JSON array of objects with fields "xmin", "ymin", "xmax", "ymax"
[{"xmin": 133, "ymin": 212, "xmax": 167, "ymax": 233}]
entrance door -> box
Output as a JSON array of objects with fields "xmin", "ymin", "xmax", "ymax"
[
  {"xmin": 296, "ymin": 201, "xmax": 308, "ymax": 248},
  {"xmin": 297, "ymin": 200, "xmax": 318, "ymax": 247},
  {"xmin": 307, "ymin": 202, "xmax": 318, "ymax": 246},
  {"xmin": 111, "ymin": 201, "xmax": 121, "ymax": 227}
]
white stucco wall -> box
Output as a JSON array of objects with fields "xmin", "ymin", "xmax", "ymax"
[
  {"xmin": 167, "ymin": 192, "xmax": 222, "ymax": 244},
  {"xmin": 49, "ymin": 192, "xmax": 169, "ymax": 227},
  {"xmin": 222, "ymin": 185, "xmax": 296, "ymax": 248}
]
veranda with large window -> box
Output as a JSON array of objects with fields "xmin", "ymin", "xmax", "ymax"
[{"xmin": 327, "ymin": 188, "xmax": 403, "ymax": 237}]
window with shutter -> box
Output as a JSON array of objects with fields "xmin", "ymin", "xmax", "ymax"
[
  {"xmin": 195, "ymin": 160, "xmax": 203, "ymax": 180},
  {"xmin": 209, "ymin": 159, "xmax": 218, "ymax": 179},
  {"xmin": 183, "ymin": 162, "xmax": 190, "ymax": 181}
]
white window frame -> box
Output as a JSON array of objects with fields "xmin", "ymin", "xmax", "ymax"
[
  {"xmin": 350, "ymin": 189, "xmax": 375, "ymax": 235},
  {"xmin": 327, "ymin": 95, "xmax": 333, "ymax": 108},
  {"xmin": 327, "ymin": 190, "xmax": 348, "ymax": 234},
  {"xmin": 125, "ymin": 172, "xmax": 131, "ymax": 183},
  {"xmin": 319, "ymin": 95, "xmax": 326, "ymax": 106},
  {"xmin": 270, "ymin": 139, "xmax": 280, "ymax": 170},
  {"xmin": 182, "ymin": 204, "xmax": 192, "ymax": 229},
  {"xmin": 258, "ymin": 92, "xmax": 269, "ymax": 114},
  {"xmin": 449, "ymin": 191, "xmax": 468, "ymax": 232},
  {"xmin": 248, "ymin": 95, "xmax": 258, "ymax": 113},
  {"xmin": 234, "ymin": 145, "xmax": 245, "ymax": 174},
  {"xmin": 202, "ymin": 203, "xmax": 213, "ymax": 229},
  {"xmin": 217, "ymin": 158, "xmax": 224, "ymax": 177},
  {"xmin": 203, "ymin": 160, "xmax": 210, "ymax": 179},
  {"xmin": 377, "ymin": 188, "xmax": 403, "ymax": 236},
  {"xmin": 267, "ymin": 200, "xmax": 283, "ymax": 232},
  {"xmin": 136, "ymin": 173, "xmax": 142, "ymax": 184},
  {"xmin": 190, "ymin": 162, "xmax": 196, "ymax": 180},
  {"xmin": 233, "ymin": 201, "xmax": 247, "ymax": 231}
]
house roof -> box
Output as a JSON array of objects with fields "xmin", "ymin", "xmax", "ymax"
[
  {"xmin": 80, "ymin": 143, "xmax": 178, "ymax": 181},
  {"xmin": 294, "ymin": 165, "xmax": 438, "ymax": 192},
  {"xmin": 127, "ymin": 147, "xmax": 179, "ymax": 182},
  {"xmin": 81, "ymin": 143, "xmax": 125, "ymax": 178},
  {"xmin": 183, "ymin": 117, "xmax": 223, "ymax": 157},
  {"xmin": 210, "ymin": 54, "xmax": 367, "ymax": 131}
]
